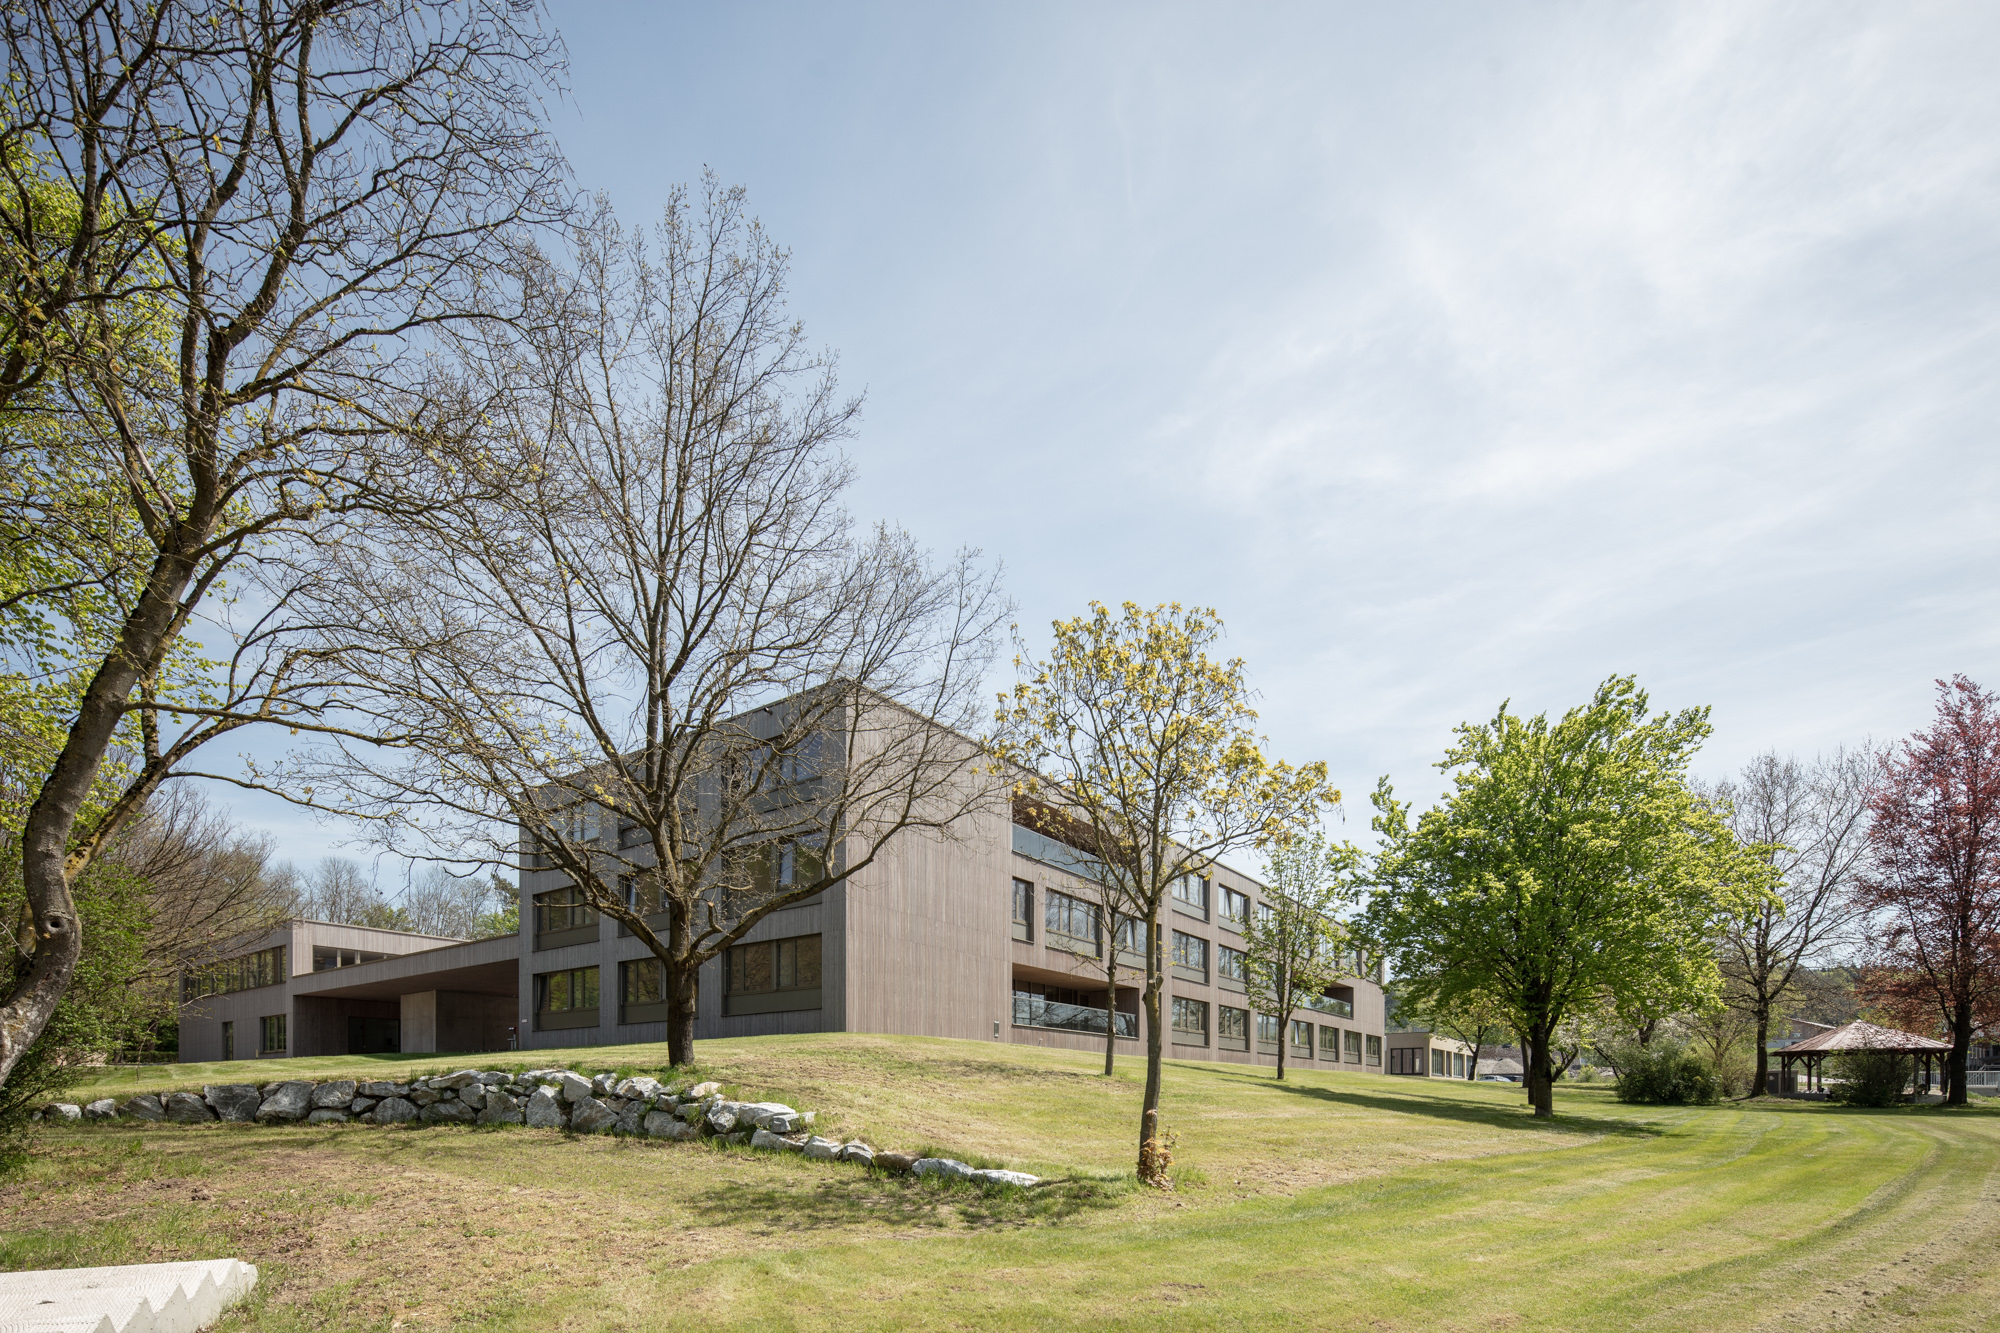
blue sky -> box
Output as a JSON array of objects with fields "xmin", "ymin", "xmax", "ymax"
[{"xmin": 218, "ymin": 1, "xmax": 2000, "ymax": 882}]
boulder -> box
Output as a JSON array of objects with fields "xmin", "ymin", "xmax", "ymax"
[
  {"xmin": 686, "ymin": 1080, "xmax": 722, "ymax": 1099},
  {"xmin": 48, "ymin": 1102, "xmax": 82, "ymax": 1122},
  {"xmin": 614, "ymin": 1102, "xmax": 644, "ymax": 1136},
  {"xmin": 371, "ymin": 1096, "xmax": 421, "ymax": 1125},
  {"xmin": 705, "ymin": 1104, "xmax": 740, "ymax": 1134},
  {"xmin": 255, "ymin": 1081, "xmax": 314, "ymax": 1123},
  {"xmin": 645, "ymin": 1111, "xmax": 698, "ymax": 1141},
  {"xmin": 310, "ymin": 1080, "xmax": 357, "ymax": 1109},
  {"xmin": 524, "ymin": 1086, "xmax": 566, "ymax": 1129},
  {"xmin": 522, "ymin": 1068, "xmax": 564, "ymax": 1082},
  {"xmin": 477, "ymin": 1093, "xmax": 525, "ymax": 1126},
  {"xmin": 802, "ymin": 1136, "xmax": 841, "ymax": 1161},
  {"xmin": 874, "ymin": 1151, "xmax": 917, "ymax": 1175},
  {"xmin": 349, "ymin": 1097, "xmax": 378, "ymax": 1114},
  {"xmin": 749, "ymin": 1127, "xmax": 789, "ymax": 1151},
  {"xmin": 165, "ymin": 1091, "xmax": 215, "ymax": 1124},
  {"xmin": 591, "ymin": 1073, "xmax": 617, "ymax": 1096},
  {"xmin": 436, "ymin": 1070, "xmax": 483, "ymax": 1090},
  {"xmin": 568, "ymin": 1097, "xmax": 617, "ymax": 1135},
  {"xmin": 409, "ymin": 1087, "xmax": 441, "ymax": 1107},
  {"xmin": 556, "ymin": 1071, "xmax": 594, "ymax": 1105},
  {"xmin": 306, "ymin": 1109, "xmax": 349, "ymax": 1126},
  {"xmin": 457, "ymin": 1085, "xmax": 488, "ymax": 1112},
  {"xmin": 357, "ymin": 1081, "xmax": 402, "ymax": 1098},
  {"xmin": 614, "ymin": 1076, "xmax": 664, "ymax": 1101},
  {"xmin": 969, "ymin": 1169, "xmax": 1040, "ymax": 1188},
  {"xmin": 478, "ymin": 1071, "xmax": 510, "ymax": 1085},
  {"xmin": 676, "ymin": 1101, "xmax": 706, "ymax": 1124},
  {"xmin": 838, "ymin": 1141, "xmax": 875, "ymax": 1167},
  {"xmin": 203, "ymin": 1085, "xmax": 261, "ymax": 1122},
  {"xmin": 737, "ymin": 1102, "xmax": 797, "ymax": 1129},
  {"xmin": 121, "ymin": 1094, "xmax": 166, "ymax": 1123},
  {"xmin": 421, "ymin": 1099, "xmax": 477, "ymax": 1125},
  {"xmin": 82, "ymin": 1098, "xmax": 118, "ymax": 1122},
  {"xmin": 913, "ymin": 1158, "xmax": 974, "ymax": 1181}
]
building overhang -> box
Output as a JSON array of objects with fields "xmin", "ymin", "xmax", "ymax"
[{"xmin": 289, "ymin": 934, "xmax": 521, "ymax": 1001}]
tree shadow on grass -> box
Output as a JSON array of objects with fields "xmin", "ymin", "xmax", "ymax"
[
  {"xmin": 681, "ymin": 1169, "xmax": 1128, "ymax": 1234},
  {"xmin": 1208, "ymin": 1070, "xmax": 1662, "ymax": 1140}
]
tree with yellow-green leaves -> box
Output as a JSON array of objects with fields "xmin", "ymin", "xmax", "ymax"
[
  {"xmin": 1243, "ymin": 830, "xmax": 1360, "ymax": 1081},
  {"xmin": 993, "ymin": 602, "xmax": 1336, "ymax": 1183},
  {"xmin": 1360, "ymin": 676, "xmax": 1777, "ymax": 1118}
]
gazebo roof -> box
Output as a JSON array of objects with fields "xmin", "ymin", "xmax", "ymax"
[{"xmin": 1782, "ymin": 1020, "xmax": 1950, "ymax": 1055}]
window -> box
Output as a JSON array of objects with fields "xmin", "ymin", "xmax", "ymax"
[
  {"xmin": 1112, "ymin": 913, "xmax": 1145, "ymax": 962},
  {"xmin": 536, "ymin": 966, "xmax": 601, "ymax": 1033},
  {"xmin": 1290, "ymin": 1019, "xmax": 1314, "ymax": 1055},
  {"xmin": 619, "ymin": 957, "xmax": 680, "ymax": 1025},
  {"xmin": 1257, "ymin": 1013, "xmax": 1282, "ymax": 1052},
  {"xmin": 1388, "ymin": 1046, "xmax": 1420, "ymax": 1074},
  {"xmin": 1344, "ymin": 1029, "xmax": 1362, "ymax": 1063},
  {"xmin": 1172, "ymin": 998, "xmax": 1209, "ymax": 1045},
  {"xmin": 1217, "ymin": 945, "xmax": 1247, "ymax": 990},
  {"xmin": 1221, "ymin": 887, "xmax": 1251, "ymax": 928},
  {"xmin": 729, "ymin": 840, "xmax": 827, "ymax": 903},
  {"xmin": 724, "ymin": 933, "xmax": 823, "ymax": 1015},
  {"xmin": 180, "ymin": 945, "xmax": 287, "ymax": 1002},
  {"xmin": 534, "ymin": 886, "xmax": 598, "ymax": 947},
  {"xmin": 539, "ymin": 966, "xmax": 600, "ymax": 1013},
  {"xmin": 1218, "ymin": 1005, "xmax": 1250, "ymax": 1051},
  {"xmin": 1320, "ymin": 1024, "xmax": 1340, "ymax": 1057},
  {"xmin": 1172, "ymin": 873, "xmax": 1209, "ymax": 918},
  {"xmin": 1431, "ymin": 1049, "xmax": 1447, "ymax": 1076},
  {"xmin": 1454, "ymin": 1051, "xmax": 1466, "ymax": 1077},
  {"xmin": 220, "ymin": 1021, "xmax": 234, "ymax": 1061},
  {"xmin": 1367, "ymin": 1034, "xmax": 1382, "ymax": 1066},
  {"xmin": 621, "ymin": 872, "xmax": 662, "ymax": 917},
  {"xmin": 1171, "ymin": 930, "xmax": 1208, "ymax": 983},
  {"xmin": 1045, "ymin": 889, "xmax": 1100, "ymax": 955},
  {"xmin": 1012, "ymin": 878, "xmax": 1034, "ymax": 942},
  {"xmin": 259, "ymin": 1014, "xmax": 286, "ymax": 1054}
]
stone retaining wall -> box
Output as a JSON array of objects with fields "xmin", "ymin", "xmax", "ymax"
[{"xmin": 45, "ymin": 1068, "xmax": 1040, "ymax": 1189}]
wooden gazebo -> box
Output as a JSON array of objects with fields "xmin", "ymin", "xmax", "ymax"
[{"xmin": 1777, "ymin": 1020, "xmax": 1950, "ymax": 1097}]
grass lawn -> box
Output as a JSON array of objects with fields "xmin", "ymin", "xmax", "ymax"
[{"xmin": 7, "ymin": 1035, "xmax": 2000, "ymax": 1331}]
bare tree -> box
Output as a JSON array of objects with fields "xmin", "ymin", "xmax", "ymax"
[
  {"xmin": 1712, "ymin": 747, "xmax": 1874, "ymax": 1097},
  {"xmin": 0, "ymin": 0, "xmax": 567, "ymax": 1084},
  {"xmin": 401, "ymin": 865, "xmax": 507, "ymax": 939},
  {"xmin": 290, "ymin": 186, "xmax": 1008, "ymax": 1066}
]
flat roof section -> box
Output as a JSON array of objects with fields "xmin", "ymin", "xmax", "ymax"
[{"xmin": 289, "ymin": 933, "xmax": 521, "ymax": 1000}]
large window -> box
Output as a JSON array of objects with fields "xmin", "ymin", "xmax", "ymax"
[
  {"xmin": 1172, "ymin": 998, "xmax": 1210, "ymax": 1044},
  {"xmin": 1220, "ymin": 886, "xmax": 1251, "ymax": 929},
  {"xmin": 1257, "ymin": 1013, "xmax": 1282, "ymax": 1053},
  {"xmin": 1112, "ymin": 913, "xmax": 1145, "ymax": 964},
  {"xmin": 259, "ymin": 1014, "xmax": 287, "ymax": 1054},
  {"xmin": 619, "ymin": 957, "xmax": 681, "ymax": 1025},
  {"xmin": 1431, "ymin": 1049, "xmax": 1447, "ymax": 1076},
  {"xmin": 1012, "ymin": 879, "xmax": 1034, "ymax": 943},
  {"xmin": 1045, "ymin": 889, "xmax": 1100, "ymax": 956},
  {"xmin": 1320, "ymin": 1024, "xmax": 1340, "ymax": 1059},
  {"xmin": 1218, "ymin": 1005, "xmax": 1251, "ymax": 1051},
  {"xmin": 1344, "ymin": 1029, "xmax": 1362, "ymax": 1063},
  {"xmin": 1388, "ymin": 1045, "xmax": 1421, "ymax": 1075},
  {"xmin": 534, "ymin": 886, "xmax": 598, "ymax": 949},
  {"xmin": 181, "ymin": 945, "xmax": 287, "ymax": 1003},
  {"xmin": 1290, "ymin": 1019, "xmax": 1314, "ymax": 1056},
  {"xmin": 536, "ymin": 966, "xmax": 600, "ymax": 1031},
  {"xmin": 724, "ymin": 933, "xmax": 822, "ymax": 1016},
  {"xmin": 1171, "ymin": 930, "xmax": 1208, "ymax": 983},
  {"xmin": 729, "ymin": 840, "xmax": 827, "ymax": 904},
  {"xmin": 1454, "ymin": 1051, "xmax": 1466, "ymax": 1077},
  {"xmin": 1172, "ymin": 873, "xmax": 1209, "ymax": 919},
  {"xmin": 1217, "ymin": 944, "xmax": 1248, "ymax": 991},
  {"xmin": 1367, "ymin": 1034, "xmax": 1382, "ymax": 1066}
]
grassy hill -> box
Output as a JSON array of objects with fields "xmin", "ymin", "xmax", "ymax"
[{"xmin": 8, "ymin": 1034, "xmax": 2000, "ymax": 1331}]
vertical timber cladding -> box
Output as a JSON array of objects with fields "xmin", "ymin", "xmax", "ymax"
[{"xmin": 841, "ymin": 765, "xmax": 1013, "ymax": 1042}]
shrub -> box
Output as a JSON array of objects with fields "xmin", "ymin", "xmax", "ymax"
[
  {"xmin": 1826, "ymin": 1046, "xmax": 1912, "ymax": 1107},
  {"xmin": 1610, "ymin": 1043, "xmax": 1722, "ymax": 1105}
]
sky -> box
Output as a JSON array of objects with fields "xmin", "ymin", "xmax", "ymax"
[{"xmin": 220, "ymin": 1, "xmax": 2000, "ymax": 883}]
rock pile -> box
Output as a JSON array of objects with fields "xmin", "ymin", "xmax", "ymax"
[{"xmin": 44, "ymin": 1069, "xmax": 1040, "ymax": 1189}]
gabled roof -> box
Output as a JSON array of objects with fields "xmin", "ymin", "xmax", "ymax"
[{"xmin": 1783, "ymin": 1020, "xmax": 1950, "ymax": 1054}]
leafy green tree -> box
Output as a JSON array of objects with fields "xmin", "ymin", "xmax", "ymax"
[
  {"xmin": 994, "ymin": 602, "xmax": 1335, "ymax": 1177},
  {"xmin": 1361, "ymin": 676, "xmax": 1775, "ymax": 1117},
  {"xmin": 1243, "ymin": 830, "xmax": 1357, "ymax": 1080}
]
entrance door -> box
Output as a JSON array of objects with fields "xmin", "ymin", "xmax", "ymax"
[
  {"xmin": 221, "ymin": 1021, "xmax": 234, "ymax": 1060},
  {"xmin": 346, "ymin": 1015, "xmax": 401, "ymax": 1054}
]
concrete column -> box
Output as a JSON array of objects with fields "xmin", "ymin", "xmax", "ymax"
[{"xmin": 400, "ymin": 991, "xmax": 439, "ymax": 1053}]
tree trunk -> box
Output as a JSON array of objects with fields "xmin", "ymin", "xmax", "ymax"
[
  {"xmin": 0, "ymin": 544, "xmax": 196, "ymax": 1085},
  {"xmin": 1526, "ymin": 1023, "xmax": 1555, "ymax": 1117},
  {"xmin": 1102, "ymin": 949, "xmax": 1119, "ymax": 1076},
  {"xmin": 666, "ymin": 907, "xmax": 696, "ymax": 1068},
  {"xmin": 1947, "ymin": 1004, "xmax": 1971, "ymax": 1107},
  {"xmin": 1138, "ymin": 913, "xmax": 1165, "ymax": 1171},
  {"xmin": 1751, "ymin": 1006, "xmax": 1771, "ymax": 1099},
  {"xmin": 1275, "ymin": 999, "xmax": 1288, "ymax": 1081}
]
